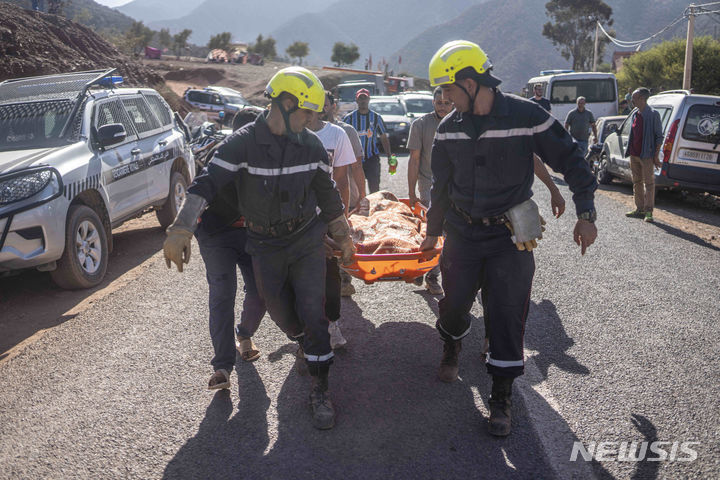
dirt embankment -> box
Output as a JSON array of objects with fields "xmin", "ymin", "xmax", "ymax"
[{"xmin": 0, "ymin": 3, "xmax": 194, "ymax": 114}]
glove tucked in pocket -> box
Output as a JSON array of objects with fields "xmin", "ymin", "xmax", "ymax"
[{"xmin": 504, "ymin": 199, "xmax": 545, "ymax": 252}]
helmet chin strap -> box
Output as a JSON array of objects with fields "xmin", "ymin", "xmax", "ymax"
[
  {"xmin": 273, "ymin": 98, "xmax": 302, "ymax": 143},
  {"xmin": 456, "ymin": 79, "xmax": 479, "ymax": 115}
]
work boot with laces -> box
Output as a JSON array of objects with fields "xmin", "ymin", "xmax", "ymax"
[
  {"xmin": 488, "ymin": 375, "xmax": 514, "ymax": 437},
  {"xmin": 310, "ymin": 374, "xmax": 335, "ymax": 430},
  {"xmin": 438, "ymin": 339, "xmax": 462, "ymax": 383}
]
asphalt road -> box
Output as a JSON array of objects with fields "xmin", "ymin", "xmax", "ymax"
[{"xmin": 1, "ymin": 154, "xmax": 718, "ymax": 480}]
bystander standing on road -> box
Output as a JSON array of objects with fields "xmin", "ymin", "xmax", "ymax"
[
  {"xmin": 406, "ymin": 86, "xmax": 453, "ymax": 295},
  {"xmin": 163, "ymin": 67, "xmax": 354, "ymax": 430},
  {"xmin": 619, "ymin": 99, "xmax": 631, "ymax": 115},
  {"xmin": 309, "ymin": 99, "xmax": 357, "ymax": 349},
  {"xmin": 564, "ymin": 97, "xmax": 598, "ymax": 155},
  {"xmin": 529, "ymin": 83, "xmax": 551, "ymax": 113},
  {"xmin": 322, "ymin": 91, "xmax": 367, "ymax": 297},
  {"xmin": 343, "ymin": 89, "xmax": 392, "ymax": 194},
  {"xmin": 421, "ymin": 40, "xmax": 597, "ymax": 437},
  {"xmin": 192, "ymin": 108, "xmax": 267, "ymax": 391},
  {"xmin": 624, "ymin": 87, "xmax": 664, "ymax": 223}
]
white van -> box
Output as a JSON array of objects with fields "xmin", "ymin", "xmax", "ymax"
[{"xmin": 525, "ymin": 71, "xmax": 618, "ymax": 122}]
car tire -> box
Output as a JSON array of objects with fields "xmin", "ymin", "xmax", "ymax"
[
  {"xmin": 156, "ymin": 172, "xmax": 187, "ymax": 229},
  {"xmin": 51, "ymin": 205, "xmax": 109, "ymax": 290},
  {"xmin": 595, "ymin": 153, "xmax": 613, "ymax": 185}
]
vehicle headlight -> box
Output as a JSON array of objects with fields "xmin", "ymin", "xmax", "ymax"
[
  {"xmin": 398, "ymin": 122, "xmax": 408, "ymax": 129},
  {"xmin": 0, "ymin": 168, "xmax": 60, "ymax": 206}
]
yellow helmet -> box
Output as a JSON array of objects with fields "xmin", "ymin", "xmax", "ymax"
[
  {"xmin": 265, "ymin": 67, "xmax": 324, "ymax": 112},
  {"xmin": 428, "ymin": 40, "xmax": 499, "ymax": 87}
]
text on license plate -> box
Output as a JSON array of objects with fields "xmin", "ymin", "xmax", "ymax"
[{"xmin": 678, "ymin": 148, "xmax": 717, "ymax": 163}]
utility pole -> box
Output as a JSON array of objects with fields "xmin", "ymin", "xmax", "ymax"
[
  {"xmin": 683, "ymin": 4, "xmax": 696, "ymax": 90},
  {"xmin": 593, "ymin": 21, "xmax": 600, "ymax": 72}
]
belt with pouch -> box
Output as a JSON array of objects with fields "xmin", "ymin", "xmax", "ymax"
[
  {"xmin": 450, "ymin": 202, "xmax": 508, "ymax": 226},
  {"xmin": 246, "ymin": 216, "xmax": 312, "ymax": 238}
]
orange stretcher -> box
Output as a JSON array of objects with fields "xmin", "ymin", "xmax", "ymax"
[{"xmin": 339, "ymin": 199, "xmax": 443, "ymax": 284}]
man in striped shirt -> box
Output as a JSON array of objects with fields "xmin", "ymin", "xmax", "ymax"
[{"xmin": 343, "ymin": 88, "xmax": 392, "ymax": 193}]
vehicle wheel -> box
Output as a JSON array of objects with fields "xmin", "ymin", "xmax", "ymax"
[
  {"xmin": 51, "ymin": 205, "xmax": 109, "ymax": 290},
  {"xmin": 594, "ymin": 153, "xmax": 613, "ymax": 185},
  {"xmin": 156, "ymin": 172, "xmax": 187, "ymax": 229}
]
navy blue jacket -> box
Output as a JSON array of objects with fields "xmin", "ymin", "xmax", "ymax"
[
  {"xmin": 188, "ymin": 112, "xmax": 343, "ymax": 249},
  {"xmin": 427, "ymin": 90, "xmax": 596, "ymax": 237}
]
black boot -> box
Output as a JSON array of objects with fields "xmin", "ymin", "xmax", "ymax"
[
  {"xmin": 438, "ymin": 339, "xmax": 462, "ymax": 383},
  {"xmin": 488, "ymin": 375, "xmax": 513, "ymax": 437},
  {"xmin": 310, "ymin": 373, "xmax": 335, "ymax": 430}
]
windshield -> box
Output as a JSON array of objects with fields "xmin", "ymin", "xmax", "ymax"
[
  {"xmin": 370, "ymin": 101, "xmax": 405, "ymax": 116},
  {"xmin": 404, "ymin": 98, "xmax": 433, "ymax": 113},
  {"xmin": 550, "ymin": 78, "xmax": 616, "ymax": 104},
  {"xmin": 682, "ymin": 104, "xmax": 720, "ymax": 145},
  {"xmin": 0, "ymin": 100, "xmax": 75, "ymax": 151},
  {"xmin": 338, "ymin": 85, "xmax": 375, "ymax": 102},
  {"xmin": 223, "ymin": 95, "xmax": 247, "ymax": 105}
]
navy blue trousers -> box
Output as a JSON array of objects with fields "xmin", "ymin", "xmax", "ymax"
[
  {"xmin": 438, "ymin": 223, "xmax": 535, "ymax": 378},
  {"xmin": 196, "ymin": 223, "xmax": 267, "ymax": 372},
  {"xmin": 251, "ymin": 220, "xmax": 333, "ymax": 371}
]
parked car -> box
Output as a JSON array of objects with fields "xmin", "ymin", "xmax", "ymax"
[
  {"xmin": 585, "ymin": 115, "xmax": 626, "ymax": 166},
  {"xmin": 0, "ymin": 69, "xmax": 195, "ymax": 289},
  {"xmin": 368, "ymin": 97, "xmax": 410, "ymax": 150},
  {"xmin": 596, "ymin": 90, "xmax": 720, "ymax": 195},
  {"xmin": 184, "ymin": 86, "xmax": 250, "ymax": 124},
  {"xmin": 397, "ymin": 92, "xmax": 434, "ymax": 119}
]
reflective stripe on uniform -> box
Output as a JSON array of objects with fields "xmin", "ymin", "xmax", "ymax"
[
  {"xmin": 304, "ymin": 351, "xmax": 335, "ymax": 362},
  {"xmin": 435, "ymin": 131, "xmax": 472, "ymax": 141},
  {"xmin": 437, "ymin": 321, "xmax": 471, "ymax": 341},
  {"xmin": 210, "ymin": 157, "xmax": 331, "ymax": 175},
  {"xmin": 478, "ymin": 116, "xmax": 555, "ymax": 140},
  {"xmin": 435, "ymin": 116, "xmax": 555, "ymax": 142},
  {"xmin": 486, "ymin": 354, "xmax": 524, "ymax": 368}
]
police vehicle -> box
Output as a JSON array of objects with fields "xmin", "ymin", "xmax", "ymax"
[{"xmin": 0, "ymin": 69, "xmax": 195, "ymax": 289}]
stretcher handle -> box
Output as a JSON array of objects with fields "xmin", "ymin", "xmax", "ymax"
[{"xmin": 332, "ymin": 248, "xmax": 441, "ymax": 262}]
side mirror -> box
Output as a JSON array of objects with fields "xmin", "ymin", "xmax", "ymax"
[
  {"xmin": 97, "ymin": 123, "xmax": 126, "ymax": 147},
  {"xmin": 407, "ymin": 112, "xmax": 415, "ymax": 118}
]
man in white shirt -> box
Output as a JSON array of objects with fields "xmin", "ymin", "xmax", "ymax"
[{"xmin": 309, "ymin": 105, "xmax": 357, "ymax": 349}]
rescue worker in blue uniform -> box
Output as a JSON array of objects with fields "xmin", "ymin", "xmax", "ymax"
[
  {"xmin": 163, "ymin": 67, "xmax": 355, "ymax": 430},
  {"xmin": 420, "ymin": 41, "xmax": 598, "ymax": 436}
]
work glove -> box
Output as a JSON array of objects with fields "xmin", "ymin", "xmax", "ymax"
[
  {"xmin": 162, "ymin": 193, "xmax": 208, "ymax": 272},
  {"xmin": 327, "ymin": 215, "xmax": 356, "ymax": 266},
  {"xmin": 164, "ymin": 227, "xmax": 193, "ymax": 272},
  {"xmin": 504, "ymin": 199, "xmax": 546, "ymax": 252}
]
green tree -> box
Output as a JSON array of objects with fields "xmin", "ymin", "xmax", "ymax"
[
  {"xmin": 331, "ymin": 42, "xmax": 360, "ymax": 67},
  {"xmin": 542, "ymin": 0, "xmax": 613, "ymax": 71},
  {"xmin": 286, "ymin": 41, "xmax": 309, "ymax": 65},
  {"xmin": 125, "ymin": 20, "xmax": 155, "ymax": 55},
  {"xmin": 173, "ymin": 29, "xmax": 193, "ymax": 59},
  {"xmin": 617, "ymin": 36, "xmax": 720, "ymax": 96},
  {"xmin": 158, "ymin": 28, "xmax": 172, "ymax": 50},
  {"xmin": 208, "ymin": 32, "xmax": 233, "ymax": 53},
  {"xmin": 248, "ymin": 34, "xmax": 277, "ymax": 59}
]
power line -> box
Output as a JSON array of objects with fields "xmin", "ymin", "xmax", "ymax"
[{"xmin": 597, "ymin": 14, "xmax": 687, "ymax": 50}]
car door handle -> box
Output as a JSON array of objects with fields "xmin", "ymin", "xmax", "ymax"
[
  {"xmin": 131, "ymin": 148, "xmax": 142, "ymax": 156},
  {"xmin": 158, "ymin": 140, "xmax": 167, "ymax": 146}
]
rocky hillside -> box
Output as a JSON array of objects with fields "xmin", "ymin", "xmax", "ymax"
[
  {"xmin": 4, "ymin": 0, "xmax": 135, "ymax": 35},
  {"xmin": 392, "ymin": 0, "xmax": 720, "ymax": 91}
]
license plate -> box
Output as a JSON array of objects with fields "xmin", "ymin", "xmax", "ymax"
[{"xmin": 677, "ymin": 148, "xmax": 717, "ymax": 163}]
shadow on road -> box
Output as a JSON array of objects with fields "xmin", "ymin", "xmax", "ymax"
[
  {"xmin": 648, "ymin": 221, "xmax": 720, "ymax": 252},
  {"xmin": 525, "ymin": 299, "xmax": 590, "ymax": 381},
  {"xmin": 0, "ymin": 218, "xmax": 164, "ymax": 357},
  {"xmin": 163, "ymin": 364, "xmax": 271, "ymax": 480}
]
